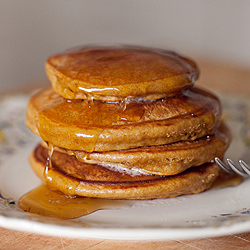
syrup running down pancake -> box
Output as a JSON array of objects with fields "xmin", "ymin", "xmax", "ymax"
[
  {"xmin": 46, "ymin": 45, "xmax": 199, "ymax": 101},
  {"xmin": 26, "ymin": 87, "xmax": 221, "ymax": 152}
]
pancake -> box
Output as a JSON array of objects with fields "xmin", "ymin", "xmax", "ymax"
[
  {"xmin": 26, "ymin": 87, "xmax": 221, "ymax": 152},
  {"xmin": 30, "ymin": 144, "xmax": 220, "ymax": 199},
  {"xmin": 44, "ymin": 122, "xmax": 230, "ymax": 176},
  {"xmin": 46, "ymin": 45, "xmax": 199, "ymax": 101}
]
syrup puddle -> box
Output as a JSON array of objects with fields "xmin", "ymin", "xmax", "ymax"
[
  {"xmin": 18, "ymin": 144, "xmax": 132, "ymax": 219},
  {"xmin": 18, "ymin": 185, "xmax": 132, "ymax": 219}
]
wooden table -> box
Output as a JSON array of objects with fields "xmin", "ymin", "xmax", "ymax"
[{"xmin": 1, "ymin": 59, "xmax": 250, "ymax": 250}]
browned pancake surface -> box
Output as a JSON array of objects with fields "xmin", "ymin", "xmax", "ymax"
[
  {"xmin": 26, "ymin": 87, "xmax": 221, "ymax": 152},
  {"xmin": 46, "ymin": 45, "xmax": 199, "ymax": 100},
  {"xmin": 30, "ymin": 145, "xmax": 220, "ymax": 199},
  {"xmin": 46, "ymin": 122, "xmax": 230, "ymax": 175}
]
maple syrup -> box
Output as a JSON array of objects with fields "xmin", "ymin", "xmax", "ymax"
[
  {"xmin": 37, "ymin": 91, "xmax": 145, "ymax": 152},
  {"xmin": 18, "ymin": 185, "xmax": 131, "ymax": 219},
  {"xmin": 34, "ymin": 87, "xmax": 221, "ymax": 153},
  {"xmin": 46, "ymin": 45, "xmax": 199, "ymax": 100},
  {"xmin": 77, "ymin": 86, "xmax": 121, "ymax": 101},
  {"xmin": 44, "ymin": 143, "xmax": 54, "ymax": 187},
  {"xmin": 19, "ymin": 140, "xmax": 133, "ymax": 220}
]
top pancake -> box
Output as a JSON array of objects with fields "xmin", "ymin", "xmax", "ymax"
[
  {"xmin": 26, "ymin": 87, "xmax": 221, "ymax": 152},
  {"xmin": 46, "ymin": 45, "xmax": 199, "ymax": 101}
]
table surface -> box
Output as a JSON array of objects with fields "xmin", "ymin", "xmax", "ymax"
[{"xmin": 1, "ymin": 59, "xmax": 250, "ymax": 250}]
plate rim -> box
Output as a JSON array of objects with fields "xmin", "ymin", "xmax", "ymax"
[{"xmin": 1, "ymin": 213, "xmax": 250, "ymax": 240}]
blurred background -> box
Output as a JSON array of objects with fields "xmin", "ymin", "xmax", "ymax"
[{"xmin": 0, "ymin": 0, "xmax": 250, "ymax": 94}]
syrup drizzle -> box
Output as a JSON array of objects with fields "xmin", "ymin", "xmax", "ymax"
[
  {"xmin": 120, "ymin": 97, "xmax": 127, "ymax": 112},
  {"xmin": 75, "ymin": 151, "xmax": 88, "ymax": 162},
  {"xmin": 43, "ymin": 143, "xmax": 87, "ymax": 196},
  {"xmin": 87, "ymin": 95, "xmax": 94, "ymax": 109},
  {"xmin": 77, "ymin": 86, "xmax": 121, "ymax": 102},
  {"xmin": 36, "ymin": 89, "xmax": 147, "ymax": 152},
  {"xmin": 21, "ymin": 143, "xmax": 133, "ymax": 219},
  {"xmin": 44, "ymin": 143, "xmax": 54, "ymax": 185}
]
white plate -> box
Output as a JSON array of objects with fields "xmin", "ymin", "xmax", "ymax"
[{"xmin": 0, "ymin": 92, "xmax": 250, "ymax": 241}]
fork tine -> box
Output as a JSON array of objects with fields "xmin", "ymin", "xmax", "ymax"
[
  {"xmin": 239, "ymin": 160, "xmax": 250, "ymax": 175},
  {"xmin": 227, "ymin": 159, "xmax": 249, "ymax": 177},
  {"xmin": 215, "ymin": 157, "xmax": 234, "ymax": 174}
]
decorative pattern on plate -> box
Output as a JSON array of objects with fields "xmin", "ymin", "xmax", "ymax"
[{"xmin": 0, "ymin": 91, "xmax": 250, "ymax": 240}]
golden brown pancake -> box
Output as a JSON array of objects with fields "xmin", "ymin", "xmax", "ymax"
[
  {"xmin": 26, "ymin": 87, "xmax": 221, "ymax": 152},
  {"xmin": 30, "ymin": 145, "xmax": 220, "ymax": 199},
  {"xmin": 46, "ymin": 45, "xmax": 199, "ymax": 101},
  {"xmin": 43, "ymin": 122, "xmax": 230, "ymax": 176}
]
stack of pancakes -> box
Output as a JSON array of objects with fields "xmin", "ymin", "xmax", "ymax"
[{"xmin": 26, "ymin": 46, "xmax": 230, "ymax": 199}]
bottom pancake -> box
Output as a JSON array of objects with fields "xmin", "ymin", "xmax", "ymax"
[{"xmin": 30, "ymin": 145, "xmax": 220, "ymax": 199}]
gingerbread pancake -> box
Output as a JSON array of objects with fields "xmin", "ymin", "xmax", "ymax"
[
  {"xmin": 26, "ymin": 87, "xmax": 221, "ymax": 152},
  {"xmin": 44, "ymin": 122, "xmax": 230, "ymax": 176},
  {"xmin": 30, "ymin": 145, "xmax": 220, "ymax": 199},
  {"xmin": 46, "ymin": 45, "xmax": 199, "ymax": 101}
]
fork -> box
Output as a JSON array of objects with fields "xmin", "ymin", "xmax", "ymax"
[{"xmin": 215, "ymin": 157, "xmax": 250, "ymax": 177}]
